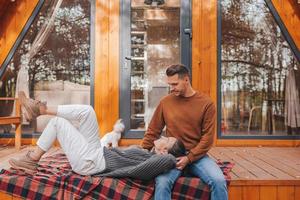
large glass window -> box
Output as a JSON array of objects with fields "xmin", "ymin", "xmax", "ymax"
[
  {"xmin": 120, "ymin": 0, "xmax": 191, "ymax": 138},
  {"xmin": 130, "ymin": 1, "xmax": 180, "ymax": 130},
  {"xmin": 220, "ymin": 0, "xmax": 300, "ymax": 136},
  {"xmin": 0, "ymin": 0, "xmax": 91, "ymax": 134}
]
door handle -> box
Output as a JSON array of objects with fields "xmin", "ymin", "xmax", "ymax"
[
  {"xmin": 124, "ymin": 56, "xmax": 132, "ymax": 69},
  {"xmin": 184, "ymin": 28, "xmax": 192, "ymax": 39},
  {"xmin": 125, "ymin": 56, "xmax": 132, "ymax": 60}
]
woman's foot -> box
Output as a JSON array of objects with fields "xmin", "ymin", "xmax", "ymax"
[
  {"xmin": 18, "ymin": 91, "xmax": 47, "ymax": 121},
  {"xmin": 9, "ymin": 150, "xmax": 39, "ymax": 174}
]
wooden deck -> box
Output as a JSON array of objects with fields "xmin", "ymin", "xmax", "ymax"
[
  {"xmin": 209, "ymin": 147, "xmax": 300, "ymax": 200},
  {"xmin": 0, "ymin": 146, "xmax": 299, "ymax": 200}
]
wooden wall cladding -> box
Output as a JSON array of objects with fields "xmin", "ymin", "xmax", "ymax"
[
  {"xmin": 94, "ymin": 0, "xmax": 120, "ymax": 136},
  {"xmin": 271, "ymin": 0, "xmax": 300, "ymax": 50},
  {"xmin": 93, "ymin": 0, "xmax": 300, "ymax": 146},
  {"xmin": 94, "ymin": 0, "xmax": 218, "ymax": 140},
  {"xmin": 229, "ymin": 185, "xmax": 300, "ymax": 200},
  {"xmin": 0, "ymin": 0, "xmax": 39, "ymax": 67},
  {"xmin": 191, "ymin": 0, "xmax": 218, "ymax": 145},
  {"xmin": 191, "ymin": 0, "xmax": 217, "ymax": 102}
]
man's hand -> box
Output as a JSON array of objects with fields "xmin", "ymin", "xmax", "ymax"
[{"xmin": 176, "ymin": 156, "xmax": 189, "ymax": 170}]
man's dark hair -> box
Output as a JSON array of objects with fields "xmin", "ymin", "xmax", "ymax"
[
  {"xmin": 166, "ymin": 64, "xmax": 190, "ymax": 79},
  {"xmin": 168, "ymin": 139, "xmax": 186, "ymax": 157}
]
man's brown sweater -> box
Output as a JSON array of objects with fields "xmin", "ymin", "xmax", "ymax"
[{"xmin": 141, "ymin": 91, "xmax": 216, "ymax": 162}]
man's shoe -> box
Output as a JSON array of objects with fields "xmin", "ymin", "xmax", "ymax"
[
  {"xmin": 9, "ymin": 150, "xmax": 38, "ymax": 173},
  {"xmin": 18, "ymin": 91, "xmax": 46, "ymax": 121}
]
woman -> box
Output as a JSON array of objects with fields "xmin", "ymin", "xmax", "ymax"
[{"xmin": 9, "ymin": 92, "xmax": 185, "ymax": 180}]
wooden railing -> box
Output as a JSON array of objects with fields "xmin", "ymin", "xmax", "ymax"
[{"xmin": 0, "ymin": 98, "xmax": 21, "ymax": 150}]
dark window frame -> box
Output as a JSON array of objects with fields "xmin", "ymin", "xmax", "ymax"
[
  {"xmin": 0, "ymin": 0, "xmax": 95, "ymax": 107},
  {"xmin": 0, "ymin": 0, "xmax": 45, "ymax": 78},
  {"xmin": 217, "ymin": 0, "xmax": 300, "ymax": 140},
  {"xmin": 120, "ymin": 0, "xmax": 192, "ymax": 138},
  {"xmin": 0, "ymin": 0, "xmax": 95, "ymax": 138}
]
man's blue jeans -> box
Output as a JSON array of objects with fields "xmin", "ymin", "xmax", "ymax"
[{"xmin": 154, "ymin": 155, "xmax": 228, "ymax": 200}]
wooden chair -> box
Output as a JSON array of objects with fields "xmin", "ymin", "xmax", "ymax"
[{"xmin": 0, "ymin": 97, "xmax": 21, "ymax": 150}]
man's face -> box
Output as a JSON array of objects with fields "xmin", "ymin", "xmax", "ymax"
[
  {"xmin": 153, "ymin": 136, "xmax": 176, "ymax": 155},
  {"xmin": 167, "ymin": 74, "xmax": 188, "ymax": 97}
]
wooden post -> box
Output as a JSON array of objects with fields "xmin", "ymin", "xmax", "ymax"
[
  {"xmin": 15, "ymin": 123, "xmax": 21, "ymax": 150},
  {"xmin": 15, "ymin": 98, "xmax": 21, "ymax": 150}
]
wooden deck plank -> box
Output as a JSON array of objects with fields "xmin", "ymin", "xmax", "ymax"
[
  {"xmin": 255, "ymin": 147, "xmax": 300, "ymax": 174},
  {"xmin": 208, "ymin": 148, "xmax": 240, "ymax": 178},
  {"xmin": 254, "ymin": 147, "xmax": 300, "ymax": 162},
  {"xmin": 209, "ymin": 148, "xmax": 252, "ymax": 179},
  {"xmin": 210, "ymin": 147, "xmax": 258, "ymax": 179},
  {"xmin": 227, "ymin": 147, "xmax": 294, "ymax": 180},
  {"xmin": 218, "ymin": 147, "xmax": 275, "ymax": 179},
  {"xmin": 265, "ymin": 147, "xmax": 300, "ymax": 164},
  {"xmin": 244, "ymin": 147, "xmax": 300, "ymax": 179},
  {"xmin": 208, "ymin": 150, "xmax": 237, "ymax": 178}
]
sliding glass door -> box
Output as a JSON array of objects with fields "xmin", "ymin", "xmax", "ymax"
[{"xmin": 120, "ymin": 0, "xmax": 191, "ymax": 138}]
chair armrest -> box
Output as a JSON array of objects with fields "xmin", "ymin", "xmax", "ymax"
[{"xmin": 0, "ymin": 97, "xmax": 18, "ymax": 101}]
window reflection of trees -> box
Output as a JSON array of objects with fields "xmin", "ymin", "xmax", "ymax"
[
  {"xmin": 0, "ymin": 0, "xmax": 90, "ymax": 98},
  {"xmin": 221, "ymin": 0, "xmax": 299, "ymax": 135}
]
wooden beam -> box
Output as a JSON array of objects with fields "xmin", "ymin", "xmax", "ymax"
[
  {"xmin": 271, "ymin": 0, "xmax": 300, "ymax": 50},
  {"xmin": 0, "ymin": 0, "xmax": 40, "ymax": 67}
]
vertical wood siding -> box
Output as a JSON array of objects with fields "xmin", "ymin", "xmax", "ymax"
[
  {"xmin": 94, "ymin": 0, "xmax": 120, "ymax": 136},
  {"xmin": 0, "ymin": 0, "xmax": 40, "ymax": 67},
  {"xmin": 271, "ymin": 0, "xmax": 300, "ymax": 49},
  {"xmin": 93, "ymin": 0, "xmax": 299, "ymax": 146}
]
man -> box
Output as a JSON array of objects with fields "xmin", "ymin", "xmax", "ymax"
[
  {"xmin": 9, "ymin": 92, "xmax": 185, "ymax": 180},
  {"xmin": 141, "ymin": 64, "xmax": 227, "ymax": 200}
]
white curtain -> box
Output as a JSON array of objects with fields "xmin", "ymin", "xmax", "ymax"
[
  {"xmin": 285, "ymin": 68, "xmax": 300, "ymax": 128},
  {"xmin": 13, "ymin": 0, "xmax": 63, "ymax": 123}
]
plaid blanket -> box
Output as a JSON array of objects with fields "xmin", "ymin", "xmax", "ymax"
[{"xmin": 0, "ymin": 153, "xmax": 233, "ymax": 200}]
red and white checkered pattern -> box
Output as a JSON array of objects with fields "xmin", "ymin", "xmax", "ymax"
[{"xmin": 0, "ymin": 153, "xmax": 233, "ymax": 200}]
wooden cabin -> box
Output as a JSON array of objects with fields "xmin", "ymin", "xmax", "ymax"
[{"xmin": 0, "ymin": 0, "xmax": 299, "ymax": 199}]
